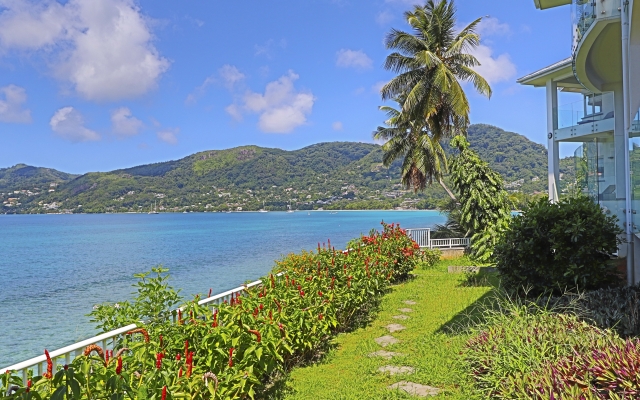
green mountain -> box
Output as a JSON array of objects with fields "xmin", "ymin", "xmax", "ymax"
[
  {"xmin": 0, "ymin": 164, "xmax": 78, "ymax": 192},
  {"xmin": 0, "ymin": 124, "xmax": 573, "ymax": 214}
]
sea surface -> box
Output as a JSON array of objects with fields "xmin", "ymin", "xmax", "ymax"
[{"xmin": 0, "ymin": 210, "xmax": 445, "ymax": 367}]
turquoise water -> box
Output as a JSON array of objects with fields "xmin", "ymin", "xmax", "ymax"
[{"xmin": 0, "ymin": 211, "xmax": 445, "ymax": 367}]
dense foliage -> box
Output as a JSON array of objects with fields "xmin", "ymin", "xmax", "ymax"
[
  {"xmin": 0, "ymin": 164, "xmax": 78, "ymax": 192},
  {"xmin": 494, "ymin": 196, "xmax": 622, "ymax": 295},
  {"xmin": 1, "ymin": 223, "xmax": 421, "ymax": 399},
  {"xmin": 465, "ymin": 302, "xmax": 640, "ymax": 399},
  {"xmin": 449, "ymin": 136, "xmax": 512, "ymax": 262}
]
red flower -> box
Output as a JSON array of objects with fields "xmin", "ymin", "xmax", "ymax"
[
  {"xmin": 159, "ymin": 334, "xmax": 163, "ymax": 348},
  {"xmin": 269, "ymin": 310, "xmax": 273, "ymax": 320},
  {"xmin": 176, "ymin": 354, "xmax": 181, "ymax": 361},
  {"xmin": 208, "ymin": 288, "xmax": 212, "ymax": 297},
  {"xmin": 156, "ymin": 353, "xmax": 164, "ymax": 369},
  {"xmin": 253, "ymin": 307, "xmax": 259, "ymax": 317},
  {"xmin": 179, "ymin": 367, "xmax": 183, "ymax": 378},
  {"xmin": 319, "ymin": 314, "xmax": 324, "ymax": 320},
  {"xmin": 274, "ymin": 299, "xmax": 282, "ymax": 312},
  {"xmin": 259, "ymin": 304, "xmax": 264, "ymax": 310},
  {"xmin": 184, "ymin": 340, "xmax": 189, "ymax": 359},
  {"xmin": 318, "ymin": 291, "xmax": 323, "ymax": 297},
  {"xmin": 161, "ymin": 386, "xmax": 167, "ymax": 400},
  {"xmin": 270, "ymin": 274, "xmax": 276, "ymax": 288},
  {"xmin": 26, "ymin": 379, "xmax": 32, "ymax": 392},
  {"xmin": 116, "ymin": 357, "xmax": 122, "ymax": 375},
  {"xmin": 299, "ymin": 290, "xmax": 305, "ymax": 297},
  {"xmin": 248, "ymin": 329, "xmax": 262, "ymax": 343},
  {"xmin": 186, "ymin": 352, "xmax": 193, "ymax": 377},
  {"xmin": 228, "ymin": 348, "xmax": 235, "ymax": 368},
  {"xmin": 178, "ymin": 309, "xmax": 183, "ymax": 325}
]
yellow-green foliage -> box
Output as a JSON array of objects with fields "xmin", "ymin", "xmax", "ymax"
[{"xmin": 192, "ymin": 146, "xmax": 263, "ymax": 175}]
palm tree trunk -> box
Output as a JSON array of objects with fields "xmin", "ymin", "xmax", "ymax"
[{"xmin": 439, "ymin": 178, "xmax": 457, "ymax": 202}]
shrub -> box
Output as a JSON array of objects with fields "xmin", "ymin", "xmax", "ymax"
[
  {"xmin": 541, "ymin": 285, "xmax": 640, "ymax": 337},
  {"xmin": 419, "ymin": 248, "xmax": 441, "ymax": 269},
  {"xmin": 465, "ymin": 295, "xmax": 640, "ymax": 399},
  {"xmin": 2, "ymin": 222, "xmax": 420, "ymax": 400},
  {"xmin": 493, "ymin": 196, "xmax": 622, "ymax": 295}
]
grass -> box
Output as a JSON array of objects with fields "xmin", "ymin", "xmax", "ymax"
[{"xmin": 277, "ymin": 257, "xmax": 497, "ymax": 399}]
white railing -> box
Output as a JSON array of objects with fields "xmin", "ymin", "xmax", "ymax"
[
  {"xmin": 1, "ymin": 275, "xmax": 277, "ymax": 382},
  {"xmin": 429, "ymin": 237, "xmax": 471, "ymax": 249},
  {"xmin": 405, "ymin": 228, "xmax": 470, "ymax": 249}
]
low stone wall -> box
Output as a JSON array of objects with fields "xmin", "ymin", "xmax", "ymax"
[{"xmin": 439, "ymin": 247, "xmax": 467, "ymax": 260}]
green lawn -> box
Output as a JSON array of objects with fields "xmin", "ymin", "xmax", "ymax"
[{"xmin": 279, "ymin": 259, "xmax": 496, "ymax": 399}]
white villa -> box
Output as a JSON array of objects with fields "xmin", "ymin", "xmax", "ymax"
[{"xmin": 518, "ymin": 0, "xmax": 640, "ymax": 284}]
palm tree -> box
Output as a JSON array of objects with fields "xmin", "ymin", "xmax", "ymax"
[
  {"xmin": 374, "ymin": 99, "xmax": 448, "ymax": 193},
  {"xmin": 376, "ymin": 0, "xmax": 492, "ymax": 194}
]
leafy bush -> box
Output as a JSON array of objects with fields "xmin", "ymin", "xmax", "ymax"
[
  {"xmin": 1, "ymin": 223, "xmax": 420, "ymax": 400},
  {"xmin": 493, "ymin": 196, "xmax": 622, "ymax": 295},
  {"xmin": 464, "ymin": 298, "xmax": 640, "ymax": 399},
  {"xmin": 541, "ymin": 285, "xmax": 640, "ymax": 338},
  {"xmin": 464, "ymin": 303, "xmax": 611, "ymax": 398},
  {"xmin": 419, "ymin": 248, "xmax": 441, "ymax": 269}
]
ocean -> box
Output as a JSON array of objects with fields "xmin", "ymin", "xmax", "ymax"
[{"xmin": 0, "ymin": 210, "xmax": 446, "ymax": 367}]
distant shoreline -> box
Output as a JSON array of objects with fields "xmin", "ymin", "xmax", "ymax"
[{"xmin": 2, "ymin": 209, "xmax": 442, "ymax": 215}]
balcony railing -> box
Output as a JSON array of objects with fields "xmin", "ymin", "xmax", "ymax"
[{"xmin": 405, "ymin": 228, "xmax": 470, "ymax": 249}]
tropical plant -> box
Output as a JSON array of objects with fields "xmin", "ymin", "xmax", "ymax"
[
  {"xmin": 449, "ymin": 135, "xmax": 512, "ymax": 262},
  {"xmin": 376, "ymin": 0, "xmax": 492, "ymax": 194},
  {"xmin": 494, "ymin": 196, "xmax": 622, "ymax": 295}
]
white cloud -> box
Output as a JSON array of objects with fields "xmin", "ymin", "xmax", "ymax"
[
  {"xmin": 0, "ymin": 0, "xmax": 169, "ymax": 102},
  {"xmin": 477, "ymin": 17, "xmax": 511, "ymax": 37},
  {"xmin": 470, "ymin": 45, "xmax": 517, "ymax": 85},
  {"xmin": 186, "ymin": 65, "xmax": 245, "ymax": 105},
  {"xmin": 50, "ymin": 107, "xmax": 100, "ymax": 142},
  {"xmin": 0, "ymin": 84, "xmax": 32, "ymax": 123},
  {"xmin": 336, "ymin": 49, "xmax": 373, "ymax": 70},
  {"xmin": 157, "ymin": 128, "xmax": 178, "ymax": 145},
  {"xmin": 254, "ymin": 38, "xmax": 287, "ymax": 58},
  {"xmin": 227, "ymin": 71, "xmax": 315, "ymax": 134},
  {"xmin": 111, "ymin": 107, "xmax": 143, "ymax": 137},
  {"xmin": 332, "ymin": 121, "xmax": 343, "ymax": 131}
]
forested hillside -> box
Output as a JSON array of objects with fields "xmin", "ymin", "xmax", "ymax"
[{"xmin": 1, "ymin": 125, "xmax": 574, "ymax": 213}]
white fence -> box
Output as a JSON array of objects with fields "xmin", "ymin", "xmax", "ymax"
[
  {"xmin": 0, "ymin": 276, "xmax": 276, "ymax": 382},
  {"xmin": 405, "ymin": 228, "xmax": 470, "ymax": 249}
]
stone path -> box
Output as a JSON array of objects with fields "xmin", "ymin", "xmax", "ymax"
[
  {"xmin": 375, "ymin": 335, "xmax": 399, "ymax": 347},
  {"xmin": 378, "ymin": 365, "xmax": 415, "ymax": 375},
  {"xmin": 370, "ymin": 301, "xmax": 441, "ymax": 397},
  {"xmin": 368, "ymin": 350, "xmax": 403, "ymax": 360},
  {"xmin": 388, "ymin": 381, "xmax": 441, "ymax": 397},
  {"xmin": 385, "ymin": 323, "xmax": 406, "ymax": 333}
]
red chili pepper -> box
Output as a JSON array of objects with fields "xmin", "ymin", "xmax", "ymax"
[
  {"xmin": 116, "ymin": 357, "xmax": 122, "ymax": 375},
  {"xmin": 161, "ymin": 386, "xmax": 167, "ymax": 400},
  {"xmin": 228, "ymin": 348, "xmax": 235, "ymax": 368}
]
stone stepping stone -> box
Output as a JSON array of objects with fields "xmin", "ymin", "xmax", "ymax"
[
  {"xmin": 393, "ymin": 315, "xmax": 410, "ymax": 320},
  {"xmin": 378, "ymin": 365, "xmax": 415, "ymax": 375},
  {"xmin": 375, "ymin": 335, "xmax": 400, "ymax": 347},
  {"xmin": 386, "ymin": 323, "xmax": 406, "ymax": 333},
  {"xmin": 388, "ymin": 381, "xmax": 441, "ymax": 397},
  {"xmin": 403, "ymin": 300, "xmax": 417, "ymax": 305},
  {"xmin": 398, "ymin": 308, "xmax": 414, "ymax": 313},
  {"xmin": 368, "ymin": 350, "xmax": 403, "ymax": 360}
]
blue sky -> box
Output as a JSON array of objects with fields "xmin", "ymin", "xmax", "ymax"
[{"xmin": 0, "ymin": 0, "xmax": 576, "ymax": 174}]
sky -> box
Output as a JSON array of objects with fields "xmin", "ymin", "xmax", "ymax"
[{"xmin": 0, "ymin": 0, "xmax": 578, "ymax": 174}]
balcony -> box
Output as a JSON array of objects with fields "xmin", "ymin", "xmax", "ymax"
[{"xmin": 554, "ymin": 93, "xmax": 615, "ymax": 141}]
